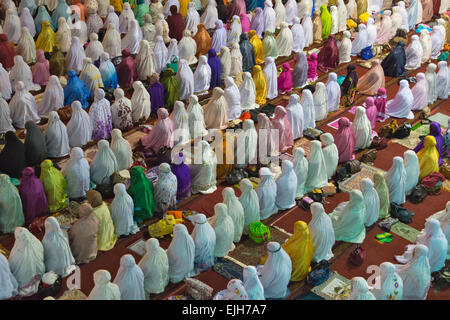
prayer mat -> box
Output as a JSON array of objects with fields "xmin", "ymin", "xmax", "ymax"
[
  {"xmin": 293, "ymin": 137, "xmax": 311, "ymax": 156},
  {"xmin": 127, "ymin": 238, "xmax": 147, "ymax": 256},
  {"xmin": 125, "ymin": 130, "xmax": 148, "ymax": 148},
  {"xmin": 327, "ymin": 118, "xmax": 341, "ymax": 130},
  {"xmin": 225, "ymin": 226, "xmax": 291, "ymax": 267},
  {"xmin": 338, "ymin": 163, "xmax": 385, "ymax": 193},
  {"xmin": 392, "ymin": 124, "xmax": 429, "ymax": 149},
  {"xmin": 311, "ymin": 271, "xmax": 351, "ymax": 300},
  {"xmin": 213, "ymin": 258, "xmax": 244, "ymax": 281},
  {"xmin": 428, "ymin": 113, "xmax": 450, "ymax": 129},
  {"xmin": 390, "ymin": 222, "xmax": 421, "ymax": 243}
]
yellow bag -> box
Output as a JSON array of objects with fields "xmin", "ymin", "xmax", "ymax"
[
  {"xmin": 148, "ymin": 215, "xmax": 178, "ymax": 238},
  {"xmin": 347, "ymin": 19, "xmax": 357, "ymax": 29}
]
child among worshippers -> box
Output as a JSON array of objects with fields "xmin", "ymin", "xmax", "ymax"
[{"xmin": 40, "ymin": 159, "xmax": 67, "ymax": 213}]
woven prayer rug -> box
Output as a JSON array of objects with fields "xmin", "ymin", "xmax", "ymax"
[
  {"xmin": 292, "ymin": 137, "xmax": 311, "ymax": 156},
  {"xmin": 390, "ymin": 222, "xmax": 421, "ymax": 243},
  {"xmin": 311, "ymin": 271, "xmax": 351, "ymax": 300},
  {"xmin": 213, "ymin": 258, "xmax": 244, "ymax": 281},
  {"xmin": 392, "ymin": 124, "xmax": 430, "ymax": 149},
  {"xmin": 338, "ymin": 163, "xmax": 385, "ymax": 193},
  {"xmin": 429, "ymin": 113, "xmax": 450, "ymax": 129}
]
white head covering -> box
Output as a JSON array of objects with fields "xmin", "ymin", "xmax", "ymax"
[
  {"xmin": 200, "ymin": 0, "xmax": 218, "ymax": 29},
  {"xmin": 167, "ymin": 224, "xmax": 195, "ymax": 283},
  {"xmin": 320, "ymin": 133, "xmax": 338, "ymax": 179},
  {"xmin": 386, "ymin": 79, "xmax": 414, "ymax": 119},
  {"xmin": 305, "ymin": 140, "xmax": 329, "ymax": 191},
  {"xmin": 0, "ymin": 96, "xmax": 14, "ymax": 133},
  {"xmin": 302, "ymin": 12, "xmax": 313, "ymax": 47},
  {"xmin": 404, "ymin": 35, "xmax": 423, "ymax": 71},
  {"xmin": 130, "ymin": 81, "xmax": 151, "ymax": 123},
  {"xmin": 348, "ymin": 277, "xmax": 376, "ymax": 300},
  {"xmin": 85, "ymin": 33, "xmax": 104, "ymax": 63},
  {"xmin": 220, "ymin": 46, "xmax": 231, "ymax": 80},
  {"xmin": 89, "ymin": 88, "xmax": 112, "ymax": 140},
  {"xmin": 329, "ymin": 190, "xmax": 366, "ymax": 244},
  {"xmin": 274, "ymin": 0, "xmax": 286, "ymax": 28},
  {"xmin": 298, "ymin": 0, "xmax": 313, "ymax": 20},
  {"xmin": 411, "ymin": 73, "xmax": 429, "ymax": 111},
  {"xmin": 185, "ymin": 2, "xmax": 200, "ymax": 35},
  {"xmin": 0, "ymin": 252, "xmax": 18, "ymax": 299},
  {"xmin": 275, "ymin": 160, "xmax": 297, "ymax": 210},
  {"xmin": 243, "ymin": 266, "xmax": 265, "ymax": 300},
  {"xmin": 62, "ymin": 147, "xmax": 90, "ymax": 199},
  {"xmin": 351, "ymin": 24, "xmax": 370, "ymax": 56},
  {"xmin": 396, "ymin": 244, "xmax": 431, "ymax": 300},
  {"xmin": 113, "ymin": 254, "xmax": 145, "ymax": 300},
  {"xmin": 20, "ymin": 8, "xmax": 36, "ymax": 38},
  {"xmin": 209, "ymin": 203, "xmax": 235, "ymax": 257},
  {"xmin": 301, "ymin": 89, "xmax": 315, "ymax": 129},
  {"xmin": 104, "ymin": 6, "xmax": 120, "ymax": 31},
  {"xmin": 4, "ymin": 9, "xmax": 21, "ymax": 44},
  {"xmin": 427, "ymin": 202, "xmax": 450, "ymax": 258},
  {"xmin": 239, "ymin": 72, "xmax": 258, "ymax": 110},
  {"xmin": 167, "ymin": 39, "xmax": 179, "ymax": 63},
  {"xmin": 239, "ymin": 178, "xmax": 260, "ymax": 235},
  {"xmin": 204, "ymin": 87, "xmax": 228, "ymax": 129},
  {"xmin": 339, "ymin": 30, "xmax": 352, "ymax": 63},
  {"xmin": 187, "ymin": 95, "xmax": 207, "ymax": 139},
  {"xmin": 9, "ymin": 81, "xmax": 40, "ymax": 129},
  {"xmin": 9, "ymin": 227, "xmax": 45, "ymax": 289},
  {"xmin": 110, "ymin": 183, "xmax": 138, "ymax": 237},
  {"xmin": 326, "ymin": 72, "xmax": 341, "ymax": 112},
  {"xmin": 102, "ymin": 23, "xmax": 122, "ymax": 58},
  {"xmin": 346, "ymin": 0, "xmax": 357, "ymax": 18},
  {"xmin": 211, "ymin": 20, "xmax": 227, "ymax": 54},
  {"xmin": 330, "ymin": 5, "xmax": 339, "ymax": 35},
  {"xmin": 224, "ymin": 76, "xmax": 242, "ymax": 121},
  {"xmin": 227, "ymin": 15, "xmax": 242, "ymax": 46},
  {"xmin": 135, "ymin": 40, "xmax": 157, "ymax": 81},
  {"xmin": 385, "ymin": 156, "xmax": 407, "ymax": 205},
  {"xmin": 67, "ymin": 100, "xmax": 92, "ymax": 148},
  {"xmin": 377, "ymin": 10, "xmax": 392, "ymax": 44},
  {"xmin": 351, "ymin": 106, "xmax": 372, "ymax": 150},
  {"xmin": 223, "ymin": 187, "xmax": 245, "ymax": 243},
  {"xmin": 45, "ymin": 111, "xmax": 70, "ymax": 158},
  {"xmin": 397, "ymin": 1, "xmax": 409, "ymax": 31},
  {"xmin": 90, "ymin": 139, "xmax": 119, "ymax": 185},
  {"xmin": 154, "ymin": 13, "xmax": 170, "ymax": 43},
  {"xmin": 425, "ymin": 63, "xmax": 437, "ymax": 105},
  {"xmin": 360, "ymin": 178, "xmax": 380, "ymax": 227},
  {"xmin": 214, "ymin": 279, "xmax": 249, "ymax": 300},
  {"xmin": 436, "ymin": 61, "xmax": 449, "ymax": 100},
  {"xmin": 309, "ymin": 202, "xmax": 335, "ymax": 262},
  {"xmin": 230, "ymin": 42, "xmax": 243, "ymax": 77},
  {"xmin": 416, "ymin": 219, "xmax": 448, "ymax": 272},
  {"xmin": 263, "ymin": 57, "xmax": 278, "ymax": 100},
  {"xmin": 176, "ymin": 59, "xmax": 194, "ymax": 100},
  {"xmin": 0, "ymin": 63, "xmax": 12, "ymax": 100},
  {"xmin": 119, "ymin": 2, "xmax": 135, "ymax": 34},
  {"xmin": 191, "ymin": 213, "xmax": 216, "ymax": 274},
  {"xmin": 291, "ymin": 17, "xmax": 305, "ymax": 53},
  {"xmin": 194, "ymin": 55, "xmax": 212, "ymax": 95},
  {"xmin": 178, "ymin": 30, "xmax": 197, "ymax": 65},
  {"xmin": 431, "ymin": 26, "xmax": 444, "ymax": 60},
  {"xmin": 66, "ymin": 36, "xmax": 86, "ymax": 73},
  {"xmin": 366, "ymin": 18, "xmax": 377, "ymax": 46},
  {"xmin": 258, "ymin": 241, "xmax": 292, "ymax": 299},
  {"xmin": 236, "ymin": 119, "xmax": 258, "ymax": 166},
  {"xmin": 154, "ymin": 36, "xmax": 168, "ymax": 74},
  {"xmin": 390, "ymin": 7, "xmax": 402, "ymax": 39},
  {"xmin": 37, "ymin": 76, "xmax": 64, "ymax": 118},
  {"xmin": 138, "ymin": 238, "xmax": 169, "ymax": 295},
  {"xmin": 10, "ymin": 55, "xmax": 40, "ymax": 92},
  {"xmin": 16, "ymin": 26, "xmax": 36, "ymax": 64},
  {"xmin": 292, "ymin": 147, "xmax": 308, "ymax": 198},
  {"xmin": 276, "ymin": 22, "xmax": 293, "ymax": 57},
  {"xmin": 141, "ymin": 14, "xmax": 157, "ymax": 47},
  {"xmin": 285, "ymin": 0, "xmax": 299, "ymax": 25},
  {"xmin": 110, "ymin": 129, "xmax": 133, "ymax": 171},
  {"xmin": 403, "ymin": 150, "xmax": 420, "ymax": 196},
  {"xmin": 337, "ymin": 0, "xmax": 348, "ymax": 32},
  {"xmin": 313, "ymin": 82, "xmax": 328, "ymax": 121},
  {"xmin": 163, "ymin": 0, "xmax": 180, "ymax": 17},
  {"xmin": 263, "ymin": 0, "xmax": 277, "ymax": 33},
  {"xmin": 256, "ymin": 167, "xmax": 278, "ymax": 220},
  {"xmin": 420, "ymin": 29, "xmax": 432, "ymax": 64},
  {"xmin": 87, "ymin": 270, "xmax": 121, "ymax": 300},
  {"xmin": 42, "ymin": 217, "xmax": 76, "ymax": 277},
  {"xmin": 371, "ymin": 262, "xmax": 403, "ymax": 300},
  {"xmin": 68, "ymin": 11, "xmax": 88, "ymax": 44}
]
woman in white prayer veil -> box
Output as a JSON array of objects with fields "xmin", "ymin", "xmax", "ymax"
[
  {"xmin": 239, "ymin": 178, "xmax": 260, "ymax": 235},
  {"xmin": 330, "ymin": 6, "xmax": 339, "ymax": 35},
  {"xmin": 16, "ymin": 27, "xmax": 36, "ymax": 64},
  {"xmin": 346, "ymin": 0, "xmax": 357, "ymax": 18},
  {"xmin": 351, "ymin": 24, "xmax": 370, "ymax": 56},
  {"xmin": 302, "ymin": 12, "xmax": 314, "ymax": 48},
  {"xmin": 239, "ymin": 72, "xmax": 258, "ymax": 110},
  {"xmin": 220, "ymin": 46, "xmax": 231, "ymax": 81},
  {"xmin": 0, "ymin": 252, "xmax": 18, "ymax": 300},
  {"xmin": 191, "ymin": 213, "xmax": 216, "ymax": 274},
  {"xmin": 87, "ymin": 270, "xmax": 121, "ymax": 300},
  {"xmin": 104, "ymin": 6, "xmax": 120, "ymax": 31},
  {"xmin": 62, "ymin": 147, "xmax": 90, "ymax": 199},
  {"xmin": 298, "ymin": 0, "xmax": 313, "ymax": 20},
  {"xmin": 371, "ymin": 262, "xmax": 403, "ymax": 300},
  {"xmin": 301, "ymin": 89, "xmax": 315, "ymax": 130},
  {"xmin": 263, "ymin": 0, "xmax": 277, "ymax": 33},
  {"xmin": 201, "ymin": 0, "xmax": 219, "ymax": 30},
  {"xmin": 67, "ymin": 101, "xmax": 92, "ymax": 148},
  {"xmin": 395, "ymin": 244, "xmax": 431, "ymax": 300},
  {"xmin": 66, "ymin": 37, "xmax": 86, "ymax": 74},
  {"xmin": 256, "ymin": 167, "xmax": 279, "ymax": 220},
  {"xmin": 187, "ymin": 95, "xmax": 208, "ymax": 139},
  {"xmin": 222, "ymin": 187, "xmax": 245, "ymax": 243},
  {"xmin": 167, "ymin": 224, "xmax": 195, "ymax": 283},
  {"xmin": 45, "ymin": 111, "xmax": 70, "ymax": 158},
  {"xmin": 204, "ymin": 87, "xmax": 228, "ymax": 129},
  {"xmin": 20, "ymin": 8, "xmax": 36, "ymax": 38},
  {"xmin": 243, "ymin": 266, "xmax": 265, "ymax": 300},
  {"xmin": 110, "ymin": 129, "xmax": 133, "ymax": 171},
  {"xmin": 437, "ymin": 19, "xmax": 446, "ymax": 39},
  {"xmin": 313, "ymin": 82, "xmax": 328, "ymax": 121},
  {"xmin": 177, "ymin": 59, "xmax": 194, "ymax": 100},
  {"xmin": 326, "ymin": 73, "xmax": 341, "ymax": 112},
  {"xmin": 0, "ymin": 64, "xmax": 11, "ymax": 100},
  {"xmin": 291, "ymin": 18, "xmax": 305, "ymax": 53},
  {"xmin": 153, "ymin": 36, "xmax": 168, "ymax": 74},
  {"xmin": 119, "ymin": 2, "xmax": 135, "ymax": 34},
  {"xmin": 292, "ymin": 147, "xmax": 308, "ymax": 198},
  {"xmin": 337, "ymin": 0, "xmax": 348, "ymax": 32},
  {"xmin": 130, "ymin": 81, "xmax": 151, "ymax": 123},
  {"xmin": 0, "ymin": 96, "xmax": 14, "ymax": 133},
  {"xmin": 121, "ymin": 19, "xmax": 142, "ymax": 54},
  {"xmin": 377, "ymin": 10, "xmax": 392, "ymax": 44},
  {"xmin": 285, "ymin": 0, "xmax": 299, "ymax": 25},
  {"xmin": 385, "ymin": 156, "xmax": 407, "ymax": 205},
  {"xmin": 90, "ymin": 139, "xmax": 119, "ymax": 185},
  {"xmin": 42, "ymin": 217, "xmax": 76, "ymax": 277},
  {"xmin": 209, "ymin": 203, "xmax": 235, "ymax": 258},
  {"xmin": 170, "ymin": 101, "xmax": 190, "ymax": 146},
  {"xmin": 305, "ymin": 140, "xmax": 330, "ymax": 192},
  {"xmin": 257, "ymin": 241, "xmax": 292, "ymax": 299},
  {"xmin": 190, "ymin": 140, "xmax": 218, "ymax": 194},
  {"xmin": 110, "ymin": 183, "xmax": 139, "ymax": 237},
  {"xmin": 436, "ymin": 61, "xmax": 449, "ymax": 100},
  {"xmin": 425, "ymin": 63, "xmax": 437, "ymax": 105},
  {"xmin": 214, "ymin": 279, "xmax": 250, "ymax": 300},
  {"xmin": 37, "ymin": 76, "xmax": 63, "ymax": 117},
  {"xmin": 4, "ymin": 9, "xmax": 21, "ymax": 44},
  {"xmin": 154, "ymin": 13, "xmax": 170, "ymax": 44},
  {"xmin": 227, "ymin": 16, "xmax": 242, "ymax": 46},
  {"xmin": 420, "ymin": 29, "xmax": 432, "ymax": 64},
  {"xmin": 224, "ymin": 77, "xmax": 242, "ymax": 121},
  {"xmin": 113, "ymin": 254, "xmax": 145, "ymax": 300},
  {"xmin": 320, "ymin": 133, "xmax": 338, "ymax": 179},
  {"xmin": 404, "ymin": 150, "xmax": 420, "ymax": 196},
  {"xmin": 102, "ymin": 23, "xmax": 122, "ymax": 59},
  {"xmin": 274, "ymin": 0, "xmax": 286, "ymax": 29},
  {"xmin": 55, "ymin": 17, "xmax": 72, "ymax": 53},
  {"xmin": 9, "ymin": 227, "xmax": 45, "ymax": 290},
  {"xmin": 276, "ymin": 22, "xmax": 293, "ymax": 57},
  {"xmin": 135, "ymin": 40, "xmax": 156, "ymax": 81},
  {"xmin": 236, "ymin": 119, "xmax": 258, "ymax": 166},
  {"xmin": 360, "ymin": 178, "xmax": 380, "ymax": 227},
  {"xmin": 79, "ymin": 58, "xmax": 104, "ymax": 97},
  {"xmin": 230, "ymin": 42, "xmax": 243, "ymax": 78},
  {"xmin": 167, "ymin": 39, "xmax": 179, "ymax": 65},
  {"xmin": 178, "ymin": 30, "xmax": 198, "ymax": 65},
  {"xmin": 347, "ymin": 277, "xmax": 376, "ymax": 300},
  {"xmin": 405, "ymin": 35, "xmax": 423, "ymax": 70},
  {"xmin": 308, "ymin": 202, "xmax": 335, "ymax": 262},
  {"xmin": 9, "ymin": 81, "xmax": 40, "ymax": 129},
  {"xmin": 428, "ymin": 202, "xmax": 450, "ymax": 259},
  {"xmin": 398, "ymin": 1, "xmax": 409, "ymax": 32},
  {"xmin": 138, "ymin": 238, "xmax": 169, "ymax": 296},
  {"xmin": 10, "ymin": 55, "xmax": 40, "ymax": 92},
  {"xmin": 275, "ymin": 160, "xmax": 297, "ymax": 211},
  {"xmin": 85, "ymin": 33, "xmax": 104, "ymax": 63},
  {"xmin": 366, "ymin": 18, "xmax": 377, "ymax": 46},
  {"xmin": 185, "ymin": 2, "xmax": 200, "ymax": 35},
  {"xmin": 286, "ymin": 94, "xmax": 304, "ymax": 140},
  {"xmin": 193, "ymin": 56, "xmax": 212, "ymax": 96},
  {"xmin": 329, "ymin": 190, "xmax": 366, "ymax": 243},
  {"xmin": 141, "ymin": 15, "xmax": 157, "ymax": 47},
  {"xmin": 390, "ymin": 7, "xmax": 402, "ymax": 39},
  {"xmin": 352, "ymin": 106, "xmax": 372, "ymax": 150},
  {"xmin": 263, "ymin": 57, "xmax": 277, "ymax": 100},
  {"xmin": 386, "ymin": 80, "xmax": 414, "ymax": 120}
]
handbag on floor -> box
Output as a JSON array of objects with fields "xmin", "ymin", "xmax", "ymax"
[
  {"xmin": 393, "ymin": 124, "xmax": 411, "ymax": 139},
  {"xmin": 359, "ymin": 149, "xmax": 377, "ymax": 164},
  {"xmin": 390, "ymin": 203, "xmax": 415, "ymax": 224},
  {"xmin": 370, "ymin": 136, "xmax": 388, "ymax": 150},
  {"xmin": 408, "ymin": 184, "xmax": 428, "ymax": 204},
  {"xmin": 95, "ymin": 175, "xmax": 115, "ymax": 199},
  {"xmin": 344, "ymin": 160, "xmax": 361, "ymax": 174},
  {"xmin": 306, "ymin": 260, "xmax": 331, "ymax": 287},
  {"xmin": 225, "ymin": 168, "xmax": 248, "ymax": 185},
  {"xmin": 379, "ymin": 120, "xmax": 399, "ymax": 138},
  {"xmin": 304, "ymin": 128, "xmax": 324, "ymax": 140},
  {"xmin": 349, "ymin": 245, "xmax": 366, "ymax": 266},
  {"xmin": 248, "ymin": 222, "xmax": 271, "ymax": 244}
]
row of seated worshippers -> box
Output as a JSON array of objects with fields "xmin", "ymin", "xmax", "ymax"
[{"xmin": 0, "ymin": 0, "xmax": 449, "ymax": 301}]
